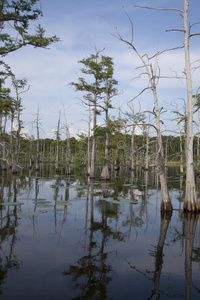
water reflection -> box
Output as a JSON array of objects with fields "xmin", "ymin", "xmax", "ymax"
[
  {"xmin": 0, "ymin": 167, "xmax": 199, "ymax": 299},
  {"xmin": 63, "ymin": 180, "xmax": 125, "ymax": 299},
  {"xmin": 0, "ymin": 172, "xmax": 22, "ymax": 295},
  {"xmin": 151, "ymin": 211, "xmax": 172, "ymax": 299},
  {"xmin": 184, "ymin": 213, "xmax": 199, "ymax": 300}
]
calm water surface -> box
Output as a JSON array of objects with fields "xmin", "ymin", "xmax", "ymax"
[{"xmin": 0, "ymin": 166, "xmax": 200, "ymax": 299}]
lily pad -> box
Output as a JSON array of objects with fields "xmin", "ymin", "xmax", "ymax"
[
  {"xmin": 36, "ymin": 204, "xmax": 54, "ymax": 208},
  {"xmin": 130, "ymin": 200, "xmax": 139, "ymax": 204},
  {"xmin": 0, "ymin": 202, "xmax": 24, "ymax": 206},
  {"xmin": 32, "ymin": 200, "xmax": 52, "ymax": 204},
  {"xmin": 56, "ymin": 201, "xmax": 72, "ymax": 206},
  {"xmin": 32, "ymin": 198, "xmax": 47, "ymax": 201},
  {"xmin": 117, "ymin": 197, "xmax": 130, "ymax": 203},
  {"xmin": 20, "ymin": 211, "xmax": 47, "ymax": 216},
  {"xmin": 101, "ymin": 197, "xmax": 114, "ymax": 201}
]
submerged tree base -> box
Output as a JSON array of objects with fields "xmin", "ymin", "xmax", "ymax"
[
  {"xmin": 183, "ymin": 203, "xmax": 200, "ymax": 213},
  {"xmin": 161, "ymin": 200, "xmax": 173, "ymax": 212}
]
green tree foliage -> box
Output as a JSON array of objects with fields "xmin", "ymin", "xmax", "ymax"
[{"xmin": 0, "ymin": 0, "xmax": 59, "ymax": 56}]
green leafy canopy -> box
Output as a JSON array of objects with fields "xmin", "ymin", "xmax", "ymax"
[{"xmin": 0, "ymin": 0, "xmax": 59, "ymax": 56}]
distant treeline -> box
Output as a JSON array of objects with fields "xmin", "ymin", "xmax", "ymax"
[{"xmin": 9, "ymin": 133, "xmax": 198, "ymax": 167}]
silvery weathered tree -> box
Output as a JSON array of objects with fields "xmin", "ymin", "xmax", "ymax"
[
  {"xmin": 135, "ymin": 1, "xmax": 200, "ymax": 211},
  {"xmin": 55, "ymin": 110, "xmax": 61, "ymax": 173},
  {"xmin": 63, "ymin": 106, "xmax": 71, "ymax": 175},
  {"xmin": 35, "ymin": 106, "xmax": 40, "ymax": 172},
  {"xmin": 103, "ymin": 15, "xmax": 173, "ymax": 211},
  {"xmin": 126, "ymin": 103, "xmax": 146, "ymax": 174}
]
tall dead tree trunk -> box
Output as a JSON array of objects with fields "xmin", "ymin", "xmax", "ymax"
[
  {"xmin": 144, "ymin": 117, "xmax": 150, "ymax": 171},
  {"xmin": 105, "ymin": 18, "xmax": 172, "ymax": 211},
  {"xmin": 63, "ymin": 107, "xmax": 71, "ymax": 175},
  {"xmin": 55, "ymin": 111, "xmax": 61, "ymax": 173},
  {"xmin": 35, "ymin": 107, "xmax": 40, "ymax": 172},
  {"xmin": 183, "ymin": 0, "xmax": 199, "ymax": 212},
  {"xmin": 130, "ymin": 106, "xmax": 135, "ymax": 172},
  {"xmin": 133, "ymin": 1, "xmax": 199, "ymax": 211},
  {"xmin": 152, "ymin": 85, "xmax": 172, "ymax": 211}
]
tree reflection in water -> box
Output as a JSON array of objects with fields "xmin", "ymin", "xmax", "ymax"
[
  {"xmin": 0, "ymin": 173, "xmax": 21, "ymax": 295},
  {"xmin": 184, "ymin": 213, "xmax": 199, "ymax": 300},
  {"xmin": 0, "ymin": 167, "xmax": 200, "ymax": 299},
  {"xmin": 62, "ymin": 180, "xmax": 126, "ymax": 299}
]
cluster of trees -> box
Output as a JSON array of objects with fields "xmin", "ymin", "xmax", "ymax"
[
  {"xmin": 0, "ymin": 1, "xmax": 200, "ymax": 213},
  {"xmin": 0, "ymin": 0, "xmax": 59, "ymax": 172}
]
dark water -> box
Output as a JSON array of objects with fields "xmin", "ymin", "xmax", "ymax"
[{"xmin": 0, "ymin": 166, "xmax": 200, "ymax": 299}]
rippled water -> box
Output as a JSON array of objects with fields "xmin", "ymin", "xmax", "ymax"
[{"xmin": 0, "ymin": 166, "xmax": 200, "ymax": 299}]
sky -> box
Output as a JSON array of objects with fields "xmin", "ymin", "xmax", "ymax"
[{"xmin": 3, "ymin": 0, "xmax": 200, "ymax": 139}]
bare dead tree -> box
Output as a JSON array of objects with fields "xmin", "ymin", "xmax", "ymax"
[
  {"xmin": 101, "ymin": 13, "xmax": 173, "ymax": 211},
  {"xmin": 63, "ymin": 105, "xmax": 71, "ymax": 175},
  {"xmin": 135, "ymin": 0, "xmax": 200, "ymax": 212},
  {"xmin": 55, "ymin": 110, "xmax": 61, "ymax": 173},
  {"xmin": 35, "ymin": 106, "xmax": 40, "ymax": 172}
]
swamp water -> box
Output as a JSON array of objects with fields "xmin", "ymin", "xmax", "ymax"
[{"xmin": 0, "ymin": 166, "xmax": 200, "ymax": 299}]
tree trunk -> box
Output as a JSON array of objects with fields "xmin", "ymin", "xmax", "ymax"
[
  {"xmin": 35, "ymin": 107, "xmax": 40, "ymax": 172},
  {"xmin": 183, "ymin": 0, "xmax": 200, "ymax": 212},
  {"xmin": 55, "ymin": 111, "xmax": 61, "ymax": 173},
  {"xmin": 180, "ymin": 134, "xmax": 184, "ymax": 174},
  {"xmin": 90, "ymin": 96, "xmax": 97, "ymax": 179},
  {"xmin": 87, "ymin": 102, "xmax": 91, "ymax": 176},
  {"xmin": 153, "ymin": 86, "xmax": 172, "ymax": 211},
  {"xmin": 101, "ymin": 82, "xmax": 110, "ymax": 181},
  {"xmin": 130, "ymin": 109, "xmax": 135, "ymax": 172},
  {"xmin": 12, "ymin": 99, "xmax": 21, "ymax": 174},
  {"xmin": 65, "ymin": 130, "xmax": 71, "ymax": 175},
  {"xmin": 144, "ymin": 121, "xmax": 149, "ymax": 171}
]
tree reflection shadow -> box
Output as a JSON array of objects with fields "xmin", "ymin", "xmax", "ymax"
[
  {"xmin": 150, "ymin": 211, "xmax": 172, "ymax": 299},
  {"xmin": 62, "ymin": 181, "xmax": 126, "ymax": 299},
  {"xmin": 127, "ymin": 211, "xmax": 173, "ymax": 299},
  {"xmin": 184, "ymin": 213, "xmax": 199, "ymax": 300},
  {"xmin": 0, "ymin": 173, "xmax": 22, "ymax": 295},
  {"xmin": 127, "ymin": 211, "xmax": 200, "ymax": 299}
]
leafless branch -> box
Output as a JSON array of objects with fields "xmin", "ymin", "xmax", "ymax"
[
  {"xmin": 19, "ymin": 84, "xmax": 30, "ymax": 95},
  {"xmin": 149, "ymin": 46, "xmax": 184, "ymax": 60},
  {"xmin": 134, "ymin": 5, "xmax": 183, "ymax": 14},
  {"xmin": 190, "ymin": 33, "xmax": 200, "ymax": 38},
  {"xmin": 128, "ymin": 87, "xmax": 152, "ymax": 103},
  {"xmin": 190, "ymin": 22, "xmax": 200, "ymax": 29},
  {"xmin": 166, "ymin": 29, "xmax": 184, "ymax": 33},
  {"xmin": 194, "ymin": 131, "xmax": 200, "ymax": 137},
  {"xmin": 122, "ymin": 6, "xmax": 133, "ymax": 44}
]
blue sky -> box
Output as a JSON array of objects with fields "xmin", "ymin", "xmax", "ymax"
[{"xmin": 3, "ymin": 0, "xmax": 200, "ymax": 139}]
